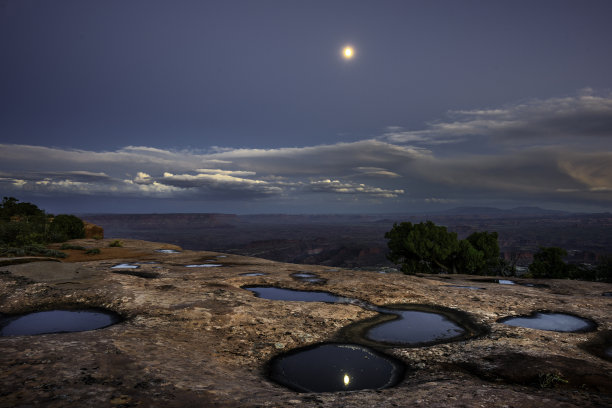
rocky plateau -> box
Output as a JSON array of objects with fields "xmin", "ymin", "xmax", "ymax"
[{"xmin": 0, "ymin": 238, "xmax": 611, "ymax": 407}]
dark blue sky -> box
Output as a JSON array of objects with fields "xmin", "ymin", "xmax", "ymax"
[{"xmin": 1, "ymin": 0, "xmax": 612, "ymax": 213}]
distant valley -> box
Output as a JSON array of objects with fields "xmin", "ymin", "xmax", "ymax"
[{"xmin": 82, "ymin": 208, "xmax": 612, "ymax": 269}]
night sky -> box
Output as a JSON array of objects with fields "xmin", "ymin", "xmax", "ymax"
[{"xmin": 1, "ymin": 0, "xmax": 612, "ymax": 214}]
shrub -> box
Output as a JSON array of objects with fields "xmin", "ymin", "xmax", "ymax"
[
  {"xmin": 386, "ymin": 221, "xmax": 459, "ymax": 274},
  {"xmin": 385, "ymin": 221, "xmax": 501, "ymax": 275},
  {"xmin": 85, "ymin": 248, "xmax": 101, "ymax": 255},
  {"xmin": 109, "ymin": 240, "xmax": 123, "ymax": 248},
  {"xmin": 49, "ymin": 215, "xmax": 85, "ymax": 242},
  {"xmin": 60, "ymin": 244, "xmax": 86, "ymax": 250},
  {"xmin": 529, "ymin": 247, "xmax": 569, "ymax": 279},
  {"xmin": 0, "ymin": 245, "xmax": 66, "ymax": 258}
]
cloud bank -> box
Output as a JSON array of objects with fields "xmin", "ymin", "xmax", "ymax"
[{"xmin": 2, "ymin": 91, "xmax": 611, "ymax": 212}]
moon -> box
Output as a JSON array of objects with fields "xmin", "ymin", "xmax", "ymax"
[{"xmin": 342, "ymin": 46, "xmax": 354, "ymax": 59}]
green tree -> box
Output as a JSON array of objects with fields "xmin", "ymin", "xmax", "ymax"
[
  {"xmin": 1, "ymin": 196, "xmax": 45, "ymax": 222},
  {"xmin": 529, "ymin": 247, "xmax": 569, "ymax": 279},
  {"xmin": 0, "ymin": 197, "xmax": 50, "ymax": 246},
  {"xmin": 452, "ymin": 240, "xmax": 486, "ymax": 274},
  {"xmin": 594, "ymin": 255, "xmax": 612, "ymax": 283},
  {"xmin": 49, "ymin": 215, "xmax": 85, "ymax": 242},
  {"xmin": 465, "ymin": 231, "xmax": 501, "ymax": 274},
  {"xmin": 385, "ymin": 221, "xmax": 459, "ymax": 274}
]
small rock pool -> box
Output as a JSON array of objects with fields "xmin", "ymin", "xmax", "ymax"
[
  {"xmin": 244, "ymin": 286, "xmax": 486, "ymax": 348},
  {"xmin": 498, "ymin": 311, "xmax": 597, "ymax": 332},
  {"xmin": 244, "ymin": 286, "xmax": 342, "ymax": 303},
  {"xmin": 364, "ymin": 309, "xmax": 466, "ymax": 345},
  {"xmin": 268, "ymin": 343, "xmax": 405, "ymax": 392},
  {"xmin": 0, "ymin": 309, "xmax": 122, "ymax": 336}
]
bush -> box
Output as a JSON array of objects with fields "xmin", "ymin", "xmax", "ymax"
[
  {"xmin": 0, "ymin": 245, "xmax": 66, "ymax": 258},
  {"xmin": 85, "ymin": 248, "xmax": 101, "ymax": 255},
  {"xmin": 109, "ymin": 240, "xmax": 123, "ymax": 248},
  {"xmin": 529, "ymin": 247, "xmax": 569, "ymax": 279},
  {"xmin": 49, "ymin": 215, "xmax": 85, "ymax": 242},
  {"xmin": 60, "ymin": 243, "xmax": 87, "ymax": 250},
  {"xmin": 595, "ymin": 255, "xmax": 612, "ymax": 282},
  {"xmin": 385, "ymin": 221, "xmax": 501, "ymax": 275}
]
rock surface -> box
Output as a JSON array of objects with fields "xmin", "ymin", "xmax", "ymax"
[{"xmin": 0, "ymin": 238, "xmax": 611, "ymax": 407}]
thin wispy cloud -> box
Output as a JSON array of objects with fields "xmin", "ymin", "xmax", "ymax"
[
  {"xmin": 384, "ymin": 90, "xmax": 612, "ymax": 148},
  {"xmin": 1, "ymin": 91, "xmax": 611, "ymax": 211}
]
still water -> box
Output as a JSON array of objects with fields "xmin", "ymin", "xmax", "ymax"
[
  {"xmin": 365, "ymin": 309, "xmax": 466, "ymax": 345},
  {"xmin": 268, "ymin": 343, "xmax": 404, "ymax": 392},
  {"xmin": 0, "ymin": 309, "xmax": 121, "ymax": 336},
  {"xmin": 498, "ymin": 312, "xmax": 596, "ymax": 332},
  {"xmin": 245, "ymin": 287, "xmax": 342, "ymax": 303}
]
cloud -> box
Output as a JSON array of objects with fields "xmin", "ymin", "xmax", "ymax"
[
  {"xmin": 352, "ymin": 167, "xmax": 402, "ymax": 178},
  {"xmin": 158, "ymin": 171, "xmax": 282, "ymax": 196},
  {"xmin": 384, "ymin": 90, "xmax": 612, "ymax": 148},
  {"xmin": 0, "ymin": 140, "xmax": 416, "ymax": 203},
  {"xmin": 205, "ymin": 139, "xmax": 428, "ymax": 176},
  {"xmin": 308, "ymin": 179, "xmax": 404, "ymax": 198},
  {"xmin": 1, "ymin": 90, "xmax": 612, "ymax": 211}
]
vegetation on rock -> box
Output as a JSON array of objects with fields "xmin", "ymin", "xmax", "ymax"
[
  {"xmin": 386, "ymin": 221, "xmax": 610, "ymax": 282},
  {"xmin": 528, "ymin": 246, "xmax": 611, "ymax": 282},
  {"xmin": 385, "ymin": 221, "xmax": 501, "ymax": 275},
  {"xmin": 0, "ymin": 197, "xmax": 85, "ymax": 257}
]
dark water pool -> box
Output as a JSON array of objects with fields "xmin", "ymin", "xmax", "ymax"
[
  {"xmin": 111, "ymin": 263, "xmax": 139, "ymax": 269},
  {"xmin": 185, "ymin": 264, "xmax": 222, "ymax": 268},
  {"xmin": 244, "ymin": 286, "xmax": 342, "ymax": 303},
  {"xmin": 240, "ymin": 272, "xmax": 267, "ymax": 277},
  {"xmin": 291, "ymin": 272, "xmax": 326, "ymax": 284},
  {"xmin": 155, "ymin": 249, "xmax": 180, "ymax": 253},
  {"xmin": 268, "ymin": 343, "xmax": 404, "ymax": 392},
  {"xmin": 0, "ymin": 309, "xmax": 122, "ymax": 336},
  {"xmin": 292, "ymin": 272, "xmax": 317, "ymax": 278},
  {"xmin": 365, "ymin": 309, "xmax": 466, "ymax": 345},
  {"xmin": 498, "ymin": 312, "xmax": 596, "ymax": 332}
]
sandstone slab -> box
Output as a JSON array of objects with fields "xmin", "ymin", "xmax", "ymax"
[{"xmin": 1, "ymin": 239, "xmax": 611, "ymax": 407}]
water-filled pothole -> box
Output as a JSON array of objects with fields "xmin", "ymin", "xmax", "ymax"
[
  {"xmin": 470, "ymin": 278, "xmax": 549, "ymax": 288},
  {"xmin": 111, "ymin": 263, "xmax": 139, "ymax": 269},
  {"xmin": 603, "ymin": 292, "xmax": 612, "ymax": 297},
  {"xmin": 520, "ymin": 282, "xmax": 550, "ymax": 288},
  {"xmin": 185, "ymin": 264, "xmax": 223, "ymax": 268},
  {"xmin": 291, "ymin": 272, "xmax": 326, "ymax": 284},
  {"xmin": 156, "ymin": 249, "xmax": 180, "ymax": 254},
  {"xmin": 244, "ymin": 286, "xmax": 342, "ymax": 303},
  {"xmin": 498, "ymin": 311, "xmax": 597, "ymax": 332},
  {"xmin": 471, "ymin": 278, "xmax": 515, "ymax": 285},
  {"xmin": 244, "ymin": 287, "xmax": 487, "ymax": 347},
  {"xmin": 0, "ymin": 309, "xmax": 122, "ymax": 336},
  {"xmin": 341, "ymin": 304, "xmax": 486, "ymax": 348},
  {"xmin": 240, "ymin": 272, "xmax": 267, "ymax": 277},
  {"xmin": 268, "ymin": 343, "xmax": 405, "ymax": 392},
  {"xmin": 366, "ymin": 310, "xmax": 465, "ymax": 345}
]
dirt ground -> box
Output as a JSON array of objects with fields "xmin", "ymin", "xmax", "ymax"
[{"xmin": 0, "ymin": 238, "xmax": 611, "ymax": 407}]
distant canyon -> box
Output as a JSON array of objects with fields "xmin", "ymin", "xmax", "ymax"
[{"xmin": 82, "ymin": 208, "xmax": 612, "ymax": 270}]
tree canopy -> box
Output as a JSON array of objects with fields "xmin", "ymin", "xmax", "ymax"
[
  {"xmin": 385, "ymin": 221, "xmax": 501, "ymax": 275},
  {"xmin": 0, "ymin": 197, "xmax": 84, "ymax": 249},
  {"xmin": 529, "ymin": 246, "xmax": 569, "ymax": 279}
]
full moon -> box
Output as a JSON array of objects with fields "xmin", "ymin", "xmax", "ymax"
[{"xmin": 343, "ymin": 46, "xmax": 354, "ymax": 59}]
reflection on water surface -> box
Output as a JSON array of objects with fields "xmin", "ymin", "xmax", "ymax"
[
  {"xmin": 268, "ymin": 343, "xmax": 404, "ymax": 392},
  {"xmin": 0, "ymin": 309, "xmax": 121, "ymax": 336}
]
